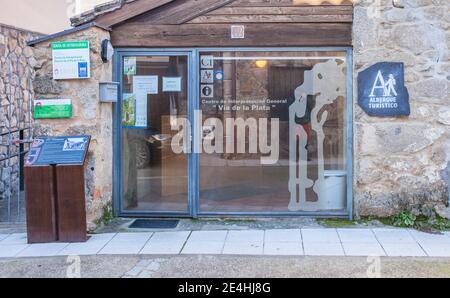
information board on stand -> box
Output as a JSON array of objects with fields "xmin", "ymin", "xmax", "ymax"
[{"xmin": 26, "ymin": 136, "xmax": 91, "ymax": 166}]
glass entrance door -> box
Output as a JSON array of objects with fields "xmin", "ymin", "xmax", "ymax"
[{"xmin": 119, "ymin": 53, "xmax": 190, "ymax": 214}]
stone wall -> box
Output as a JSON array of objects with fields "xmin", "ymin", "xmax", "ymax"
[
  {"xmin": 32, "ymin": 26, "xmax": 113, "ymax": 230},
  {"xmin": 0, "ymin": 24, "xmax": 39, "ymax": 222},
  {"xmin": 353, "ymin": 0, "xmax": 450, "ymax": 216}
]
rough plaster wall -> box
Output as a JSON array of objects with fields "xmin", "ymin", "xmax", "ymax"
[
  {"xmin": 353, "ymin": 0, "xmax": 450, "ymax": 217},
  {"xmin": 0, "ymin": 24, "xmax": 39, "ymax": 221},
  {"xmin": 32, "ymin": 27, "xmax": 113, "ymax": 230}
]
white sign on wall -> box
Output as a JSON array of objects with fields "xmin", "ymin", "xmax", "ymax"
[
  {"xmin": 52, "ymin": 41, "xmax": 90, "ymax": 80},
  {"xmin": 231, "ymin": 25, "xmax": 245, "ymax": 39},
  {"xmin": 201, "ymin": 84, "xmax": 214, "ymax": 98},
  {"xmin": 201, "ymin": 70, "xmax": 214, "ymax": 83},
  {"xmin": 200, "ymin": 56, "xmax": 214, "ymax": 69}
]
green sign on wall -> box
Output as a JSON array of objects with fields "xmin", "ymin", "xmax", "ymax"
[{"xmin": 34, "ymin": 99, "xmax": 73, "ymax": 119}]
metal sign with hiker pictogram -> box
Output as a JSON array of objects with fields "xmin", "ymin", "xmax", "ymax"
[{"xmin": 358, "ymin": 62, "xmax": 410, "ymax": 117}]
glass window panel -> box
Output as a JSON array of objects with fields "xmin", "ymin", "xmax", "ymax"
[{"xmin": 198, "ymin": 51, "xmax": 347, "ymax": 213}]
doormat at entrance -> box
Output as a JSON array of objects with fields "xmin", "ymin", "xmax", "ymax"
[{"xmin": 129, "ymin": 219, "xmax": 179, "ymax": 229}]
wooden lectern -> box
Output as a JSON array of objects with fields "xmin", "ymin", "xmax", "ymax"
[{"xmin": 24, "ymin": 136, "xmax": 90, "ymax": 244}]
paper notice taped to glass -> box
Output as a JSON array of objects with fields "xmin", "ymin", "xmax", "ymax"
[{"xmin": 133, "ymin": 76, "xmax": 158, "ymax": 127}]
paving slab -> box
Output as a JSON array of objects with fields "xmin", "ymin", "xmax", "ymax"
[
  {"xmin": 58, "ymin": 233, "xmax": 117, "ymax": 256},
  {"xmin": 226, "ymin": 230, "xmax": 264, "ymax": 243},
  {"xmin": 409, "ymin": 230, "xmax": 450, "ymax": 246},
  {"xmin": 222, "ymin": 230, "xmax": 264, "ymax": 255},
  {"xmin": 342, "ymin": 242, "xmax": 386, "ymax": 257},
  {"xmin": 381, "ymin": 242, "xmax": 427, "ymax": 257},
  {"xmin": 99, "ymin": 233, "xmax": 153, "ymax": 255},
  {"xmin": 264, "ymin": 229, "xmax": 301, "ymax": 243},
  {"xmin": 373, "ymin": 228, "xmax": 417, "ymax": 243},
  {"xmin": 181, "ymin": 231, "xmax": 227, "ymax": 255},
  {"xmin": 182, "ymin": 241, "xmax": 225, "ymax": 255},
  {"xmin": 444, "ymin": 231, "xmax": 450, "ymax": 239},
  {"xmin": 188, "ymin": 231, "xmax": 228, "ymax": 242},
  {"xmin": 420, "ymin": 244, "xmax": 450, "ymax": 257},
  {"xmin": 0, "ymin": 233, "xmax": 27, "ymax": 245},
  {"xmin": 17, "ymin": 243, "xmax": 69, "ymax": 257},
  {"xmin": 263, "ymin": 241, "xmax": 303, "ymax": 256},
  {"xmin": 302, "ymin": 229, "xmax": 340, "ymax": 243},
  {"xmin": 0, "ymin": 244, "xmax": 29, "ymax": 258},
  {"xmin": 140, "ymin": 231, "xmax": 190, "ymax": 255},
  {"xmin": 222, "ymin": 241, "xmax": 264, "ymax": 255},
  {"xmin": 337, "ymin": 229, "xmax": 378, "ymax": 243},
  {"xmin": 303, "ymin": 242, "xmax": 344, "ymax": 256}
]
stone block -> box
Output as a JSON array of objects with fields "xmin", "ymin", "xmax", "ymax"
[
  {"xmin": 7, "ymin": 37, "xmax": 17, "ymax": 52},
  {"xmin": 358, "ymin": 122, "xmax": 445, "ymax": 155},
  {"xmin": 355, "ymin": 49, "xmax": 417, "ymax": 68},
  {"xmin": 407, "ymin": 103, "xmax": 435, "ymax": 121},
  {"xmin": 385, "ymin": 8, "xmax": 410, "ymax": 23},
  {"xmin": 405, "ymin": 0, "xmax": 448, "ymax": 7},
  {"xmin": 435, "ymin": 205, "xmax": 450, "ymax": 220},
  {"xmin": 392, "ymin": 24, "xmax": 439, "ymax": 55},
  {"xmin": 33, "ymin": 74, "xmax": 63, "ymax": 95},
  {"xmin": 438, "ymin": 107, "xmax": 450, "ymax": 125},
  {"xmin": 410, "ymin": 79, "xmax": 449, "ymax": 103},
  {"xmin": 353, "ymin": 6, "xmax": 379, "ymax": 53},
  {"xmin": 22, "ymin": 47, "xmax": 33, "ymax": 59},
  {"xmin": 355, "ymin": 181, "xmax": 448, "ymax": 217},
  {"xmin": 355, "ymin": 158, "xmax": 384, "ymax": 185}
]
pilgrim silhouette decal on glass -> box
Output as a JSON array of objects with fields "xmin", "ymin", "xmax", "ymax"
[{"xmin": 289, "ymin": 59, "xmax": 346, "ymax": 211}]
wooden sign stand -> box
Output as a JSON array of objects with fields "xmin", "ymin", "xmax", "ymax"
[
  {"xmin": 25, "ymin": 164, "xmax": 88, "ymax": 244},
  {"xmin": 24, "ymin": 136, "xmax": 90, "ymax": 244},
  {"xmin": 24, "ymin": 165, "xmax": 58, "ymax": 243}
]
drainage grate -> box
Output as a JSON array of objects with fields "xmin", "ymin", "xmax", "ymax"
[{"xmin": 129, "ymin": 219, "xmax": 179, "ymax": 229}]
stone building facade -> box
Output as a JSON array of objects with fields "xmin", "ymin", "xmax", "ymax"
[
  {"xmin": 353, "ymin": 0, "xmax": 450, "ymax": 217},
  {"xmin": 0, "ymin": 24, "xmax": 40, "ymax": 222},
  {"xmin": 27, "ymin": 0, "xmax": 449, "ymax": 228}
]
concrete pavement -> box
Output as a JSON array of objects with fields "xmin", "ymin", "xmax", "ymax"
[{"xmin": 0, "ymin": 255, "xmax": 449, "ymax": 278}]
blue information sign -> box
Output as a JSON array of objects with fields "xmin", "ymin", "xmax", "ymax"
[{"xmin": 358, "ymin": 62, "xmax": 410, "ymax": 117}]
